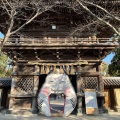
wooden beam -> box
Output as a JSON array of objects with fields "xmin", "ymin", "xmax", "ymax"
[
  {"xmin": 81, "ymin": 72, "xmax": 100, "ymax": 76},
  {"xmin": 3, "ymin": 46, "xmax": 117, "ymax": 50},
  {"xmin": 17, "ymin": 62, "xmax": 100, "ymax": 66},
  {"xmin": 17, "ymin": 59, "xmax": 101, "ymax": 63}
]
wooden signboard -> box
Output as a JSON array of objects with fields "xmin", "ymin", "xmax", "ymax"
[{"xmin": 85, "ymin": 89, "xmax": 99, "ymax": 115}]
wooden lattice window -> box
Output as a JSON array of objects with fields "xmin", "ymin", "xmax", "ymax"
[
  {"xmin": 85, "ymin": 77, "xmax": 98, "ymax": 90},
  {"xmin": 80, "ymin": 77, "xmax": 99, "ymax": 93},
  {"xmin": 16, "ymin": 76, "xmax": 34, "ymax": 93}
]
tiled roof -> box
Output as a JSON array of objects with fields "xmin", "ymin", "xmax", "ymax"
[
  {"xmin": 0, "ymin": 78, "xmax": 12, "ymax": 86},
  {"xmin": 103, "ymin": 77, "xmax": 120, "ymax": 86}
]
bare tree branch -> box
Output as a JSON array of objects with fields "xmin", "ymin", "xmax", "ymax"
[
  {"xmin": 0, "ymin": 0, "xmax": 56, "ymax": 47},
  {"xmin": 0, "ymin": 0, "xmax": 120, "ymax": 49},
  {"xmin": 70, "ymin": 19, "xmax": 99, "ymax": 36},
  {"xmin": 82, "ymin": 0, "xmax": 120, "ymax": 22},
  {"xmin": 76, "ymin": 0, "xmax": 120, "ymax": 36},
  {"xmin": 1, "ymin": 0, "xmax": 11, "ymax": 17}
]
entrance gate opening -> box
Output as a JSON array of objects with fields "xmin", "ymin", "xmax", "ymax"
[{"xmin": 49, "ymin": 93, "xmax": 65, "ymax": 116}]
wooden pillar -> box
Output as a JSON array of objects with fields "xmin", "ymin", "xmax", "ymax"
[
  {"xmin": 8, "ymin": 76, "xmax": 18, "ymax": 111},
  {"xmin": 8, "ymin": 65, "xmax": 18, "ymax": 111},
  {"xmin": 97, "ymin": 62, "xmax": 104, "ymax": 92},
  {"xmin": 97, "ymin": 62, "xmax": 106, "ymax": 113},
  {"xmin": 0, "ymin": 89, "xmax": 3, "ymax": 109},
  {"xmin": 76, "ymin": 66, "xmax": 83, "ymax": 115},
  {"xmin": 114, "ymin": 88, "xmax": 120, "ymax": 112},
  {"xmin": 32, "ymin": 65, "xmax": 39, "ymax": 114},
  {"xmin": 99, "ymin": 75, "xmax": 104, "ymax": 92}
]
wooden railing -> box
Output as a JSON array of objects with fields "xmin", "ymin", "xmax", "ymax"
[{"xmin": 2, "ymin": 37, "xmax": 118, "ymax": 46}]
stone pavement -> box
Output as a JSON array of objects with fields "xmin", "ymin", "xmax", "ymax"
[{"xmin": 0, "ymin": 111, "xmax": 120, "ymax": 120}]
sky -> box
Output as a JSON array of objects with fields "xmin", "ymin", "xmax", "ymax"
[
  {"xmin": 103, "ymin": 53, "xmax": 114, "ymax": 65},
  {"xmin": 0, "ymin": 32, "xmax": 114, "ymax": 64},
  {"xmin": 0, "ymin": 32, "xmax": 4, "ymax": 38}
]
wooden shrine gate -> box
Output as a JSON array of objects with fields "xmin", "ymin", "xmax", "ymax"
[
  {"xmin": 7, "ymin": 63, "xmax": 105, "ymax": 115},
  {"xmin": 0, "ymin": 0, "xmax": 119, "ymax": 115}
]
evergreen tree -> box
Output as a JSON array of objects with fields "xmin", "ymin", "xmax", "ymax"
[
  {"xmin": 0, "ymin": 51, "xmax": 12, "ymax": 78},
  {"xmin": 101, "ymin": 62, "xmax": 109, "ymax": 77},
  {"xmin": 108, "ymin": 36, "xmax": 120, "ymax": 76}
]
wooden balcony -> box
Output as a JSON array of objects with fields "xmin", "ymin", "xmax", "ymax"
[
  {"xmin": 2, "ymin": 37, "xmax": 118, "ymax": 48},
  {"xmin": 1, "ymin": 37, "xmax": 118, "ymax": 62}
]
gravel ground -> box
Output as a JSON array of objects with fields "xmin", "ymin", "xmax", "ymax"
[{"xmin": 0, "ymin": 111, "xmax": 120, "ymax": 120}]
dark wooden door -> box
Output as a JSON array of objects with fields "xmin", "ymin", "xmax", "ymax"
[
  {"xmin": 6, "ymin": 89, "xmax": 10, "ymax": 108},
  {"xmin": 1, "ymin": 88, "xmax": 11, "ymax": 108}
]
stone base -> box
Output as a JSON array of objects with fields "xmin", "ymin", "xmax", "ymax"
[
  {"xmin": 101, "ymin": 107, "xmax": 108, "ymax": 113},
  {"xmin": 115, "ymin": 106, "xmax": 120, "ymax": 112},
  {"xmin": 32, "ymin": 109, "xmax": 38, "ymax": 114},
  {"xmin": 6, "ymin": 109, "xmax": 11, "ymax": 114},
  {"xmin": 0, "ymin": 107, "xmax": 3, "ymax": 111},
  {"xmin": 77, "ymin": 113, "xmax": 83, "ymax": 116},
  {"xmin": 6, "ymin": 109, "xmax": 33, "ymax": 115},
  {"xmin": 77, "ymin": 108, "xmax": 83, "ymax": 116},
  {"xmin": 98, "ymin": 108, "xmax": 103, "ymax": 114}
]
